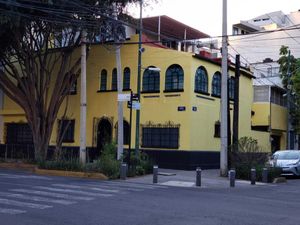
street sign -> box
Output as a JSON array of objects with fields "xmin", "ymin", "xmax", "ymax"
[
  {"xmin": 118, "ymin": 93, "xmax": 131, "ymax": 102},
  {"xmin": 132, "ymin": 101, "xmax": 141, "ymax": 110}
]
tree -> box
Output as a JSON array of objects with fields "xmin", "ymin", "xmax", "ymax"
[
  {"xmin": 0, "ymin": 0, "xmax": 144, "ymax": 161},
  {"xmin": 278, "ymin": 46, "xmax": 300, "ymax": 131}
]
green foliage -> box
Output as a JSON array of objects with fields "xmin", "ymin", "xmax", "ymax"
[
  {"xmin": 278, "ymin": 45, "xmax": 300, "ymax": 132},
  {"xmin": 38, "ymin": 158, "xmax": 83, "ymax": 172},
  {"xmin": 97, "ymin": 143, "xmax": 121, "ymax": 179},
  {"xmin": 230, "ymin": 137, "xmax": 281, "ymax": 182},
  {"xmin": 126, "ymin": 152, "xmax": 153, "ymax": 177}
]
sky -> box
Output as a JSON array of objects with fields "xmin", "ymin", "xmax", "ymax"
[
  {"xmin": 130, "ymin": 0, "xmax": 300, "ymax": 36},
  {"xmin": 128, "ymin": 0, "xmax": 300, "ymax": 64}
]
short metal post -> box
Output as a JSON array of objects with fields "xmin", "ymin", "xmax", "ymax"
[
  {"xmin": 120, "ymin": 163, "xmax": 127, "ymax": 180},
  {"xmin": 229, "ymin": 169, "xmax": 236, "ymax": 187},
  {"xmin": 251, "ymin": 168, "xmax": 256, "ymax": 185},
  {"xmin": 262, "ymin": 167, "xmax": 268, "ymax": 183},
  {"xmin": 196, "ymin": 167, "xmax": 201, "ymax": 187},
  {"xmin": 153, "ymin": 165, "xmax": 158, "ymax": 184}
]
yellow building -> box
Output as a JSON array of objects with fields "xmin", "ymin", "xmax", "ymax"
[{"xmin": 0, "ymin": 16, "xmax": 286, "ymax": 169}]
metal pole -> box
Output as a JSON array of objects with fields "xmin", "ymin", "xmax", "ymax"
[
  {"xmin": 135, "ymin": 0, "xmax": 143, "ymax": 157},
  {"xmin": 233, "ymin": 55, "xmax": 240, "ymax": 150},
  {"xmin": 220, "ymin": 0, "xmax": 228, "ymax": 176},
  {"xmin": 120, "ymin": 163, "xmax": 127, "ymax": 180},
  {"xmin": 229, "ymin": 169, "xmax": 235, "ymax": 187},
  {"xmin": 286, "ymin": 50, "xmax": 291, "ymax": 149},
  {"xmin": 196, "ymin": 167, "xmax": 202, "ymax": 187},
  {"xmin": 153, "ymin": 165, "xmax": 158, "ymax": 184},
  {"xmin": 262, "ymin": 167, "xmax": 268, "ymax": 183},
  {"xmin": 79, "ymin": 30, "xmax": 87, "ymax": 165},
  {"xmin": 113, "ymin": 5, "xmax": 124, "ymax": 161},
  {"xmin": 250, "ymin": 168, "xmax": 256, "ymax": 185},
  {"xmin": 128, "ymin": 91, "xmax": 133, "ymax": 165}
]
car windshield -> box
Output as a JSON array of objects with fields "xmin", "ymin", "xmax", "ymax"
[{"xmin": 274, "ymin": 151, "xmax": 300, "ymax": 160}]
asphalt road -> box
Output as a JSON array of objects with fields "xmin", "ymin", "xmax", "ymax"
[{"xmin": 0, "ymin": 169, "xmax": 299, "ymax": 225}]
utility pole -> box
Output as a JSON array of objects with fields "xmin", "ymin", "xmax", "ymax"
[
  {"xmin": 232, "ymin": 55, "xmax": 240, "ymax": 152},
  {"xmin": 113, "ymin": 5, "xmax": 124, "ymax": 160},
  {"xmin": 220, "ymin": 0, "xmax": 228, "ymax": 176},
  {"xmin": 286, "ymin": 50, "xmax": 292, "ymax": 149},
  {"xmin": 135, "ymin": 0, "xmax": 143, "ymax": 157},
  {"xmin": 79, "ymin": 30, "xmax": 87, "ymax": 164}
]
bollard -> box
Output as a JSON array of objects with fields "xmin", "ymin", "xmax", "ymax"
[
  {"xmin": 262, "ymin": 167, "xmax": 268, "ymax": 183},
  {"xmin": 153, "ymin": 165, "xmax": 158, "ymax": 184},
  {"xmin": 229, "ymin": 169, "xmax": 236, "ymax": 187},
  {"xmin": 250, "ymin": 168, "xmax": 256, "ymax": 185},
  {"xmin": 196, "ymin": 167, "xmax": 202, "ymax": 187},
  {"xmin": 120, "ymin": 163, "xmax": 127, "ymax": 180}
]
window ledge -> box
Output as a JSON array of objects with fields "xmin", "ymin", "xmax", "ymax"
[
  {"xmin": 163, "ymin": 89, "xmax": 184, "ymax": 93},
  {"xmin": 97, "ymin": 90, "xmax": 117, "ymax": 93},
  {"xmin": 194, "ymin": 90, "xmax": 210, "ymax": 96},
  {"xmin": 211, "ymin": 94, "xmax": 221, "ymax": 98},
  {"xmin": 141, "ymin": 90, "xmax": 160, "ymax": 94}
]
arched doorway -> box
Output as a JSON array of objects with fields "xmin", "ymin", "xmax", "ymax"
[{"xmin": 97, "ymin": 118, "xmax": 112, "ymax": 155}]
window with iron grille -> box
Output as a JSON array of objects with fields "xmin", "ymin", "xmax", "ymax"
[
  {"xmin": 142, "ymin": 126, "xmax": 179, "ymax": 149},
  {"xmin": 214, "ymin": 121, "xmax": 220, "ymax": 138},
  {"xmin": 165, "ymin": 64, "xmax": 184, "ymax": 91},
  {"xmin": 6, "ymin": 123, "xmax": 33, "ymax": 144},
  {"xmin": 111, "ymin": 68, "xmax": 117, "ymax": 91},
  {"xmin": 143, "ymin": 67, "xmax": 160, "ymax": 92},
  {"xmin": 228, "ymin": 77, "xmax": 235, "ymax": 100},
  {"xmin": 58, "ymin": 119, "xmax": 75, "ymax": 143},
  {"xmin": 123, "ymin": 67, "xmax": 130, "ymax": 90},
  {"xmin": 100, "ymin": 69, "xmax": 107, "ymax": 91},
  {"xmin": 212, "ymin": 72, "xmax": 221, "ymax": 97},
  {"xmin": 195, "ymin": 66, "xmax": 208, "ymax": 93}
]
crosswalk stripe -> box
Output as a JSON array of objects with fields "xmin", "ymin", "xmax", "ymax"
[
  {"xmin": 73, "ymin": 183, "xmax": 143, "ymax": 192},
  {"xmin": 0, "ymin": 198, "xmax": 52, "ymax": 209},
  {"xmin": 34, "ymin": 186, "xmax": 113, "ymax": 197},
  {"xmin": 52, "ymin": 184, "xmax": 120, "ymax": 193},
  {"xmin": 0, "ymin": 192, "xmax": 76, "ymax": 205},
  {"xmin": 0, "ymin": 173, "xmax": 51, "ymax": 180},
  {"xmin": 0, "ymin": 207, "xmax": 26, "ymax": 215},
  {"xmin": 11, "ymin": 189, "xmax": 94, "ymax": 201}
]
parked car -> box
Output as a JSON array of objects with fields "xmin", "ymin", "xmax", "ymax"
[{"xmin": 269, "ymin": 150, "xmax": 300, "ymax": 176}]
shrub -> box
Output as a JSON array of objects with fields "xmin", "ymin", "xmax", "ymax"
[
  {"xmin": 125, "ymin": 151, "xmax": 153, "ymax": 177},
  {"xmin": 97, "ymin": 143, "xmax": 120, "ymax": 179},
  {"xmin": 38, "ymin": 158, "xmax": 83, "ymax": 171},
  {"xmin": 230, "ymin": 137, "xmax": 281, "ymax": 182}
]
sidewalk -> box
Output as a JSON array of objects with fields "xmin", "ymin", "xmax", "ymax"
[{"xmin": 126, "ymin": 168, "xmax": 272, "ymax": 188}]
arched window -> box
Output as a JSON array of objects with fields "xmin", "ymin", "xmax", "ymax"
[
  {"xmin": 142, "ymin": 66, "xmax": 160, "ymax": 92},
  {"xmin": 111, "ymin": 68, "xmax": 117, "ymax": 91},
  {"xmin": 100, "ymin": 69, "xmax": 107, "ymax": 91},
  {"xmin": 195, "ymin": 66, "xmax": 208, "ymax": 93},
  {"xmin": 123, "ymin": 121, "xmax": 130, "ymax": 145},
  {"xmin": 115, "ymin": 120, "xmax": 130, "ymax": 145},
  {"xmin": 123, "ymin": 67, "xmax": 130, "ymax": 90},
  {"xmin": 228, "ymin": 77, "xmax": 235, "ymax": 100},
  {"xmin": 212, "ymin": 72, "xmax": 221, "ymax": 97},
  {"xmin": 165, "ymin": 64, "xmax": 184, "ymax": 91}
]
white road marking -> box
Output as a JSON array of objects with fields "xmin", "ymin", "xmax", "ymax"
[
  {"xmin": 0, "ymin": 192, "xmax": 76, "ymax": 205},
  {"xmin": 74, "ymin": 183, "xmax": 142, "ymax": 192},
  {"xmin": 52, "ymin": 184, "xmax": 120, "ymax": 193},
  {"xmin": 160, "ymin": 181, "xmax": 195, "ymax": 187},
  {"xmin": 34, "ymin": 186, "xmax": 113, "ymax": 197},
  {"xmin": 0, "ymin": 198, "xmax": 52, "ymax": 209},
  {"xmin": 0, "ymin": 173, "xmax": 51, "ymax": 180},
  {"xmin": 0, "ymin": 207, "xmax": 26, "ymax": 215},
  {"xmin": 10, "ymin": 189, "xmax": 94, "ymax": 201}
]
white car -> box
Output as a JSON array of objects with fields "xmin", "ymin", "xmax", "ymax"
[{"xmin": 270, "ymin": 150, "xmax": 300, "ymax": 176}]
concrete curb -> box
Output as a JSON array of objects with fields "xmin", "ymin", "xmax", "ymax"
[
  {"xmin": 0, "ymin": 162, "xmax": 108, "ymax": 180},
  {"xmin": 35, "ymin": 168, "xmax": 108, "ymax": 180},
  {"xmin": 273, "ymin": 177, "xmax": 287, "ymax": 183},
  {"xmin": 0, "ymin": 162, "xmax": 36, "ymax": 171}
]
